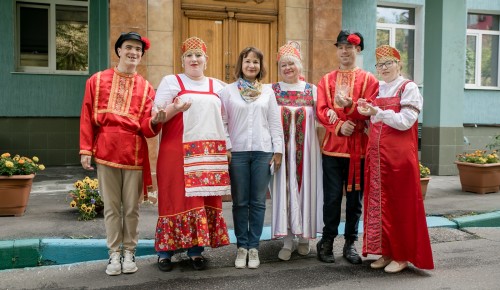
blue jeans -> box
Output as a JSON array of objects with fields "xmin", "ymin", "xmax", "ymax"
[
  {"xmin": 322, "ymin": 155, "xmax": 363, "ymax": 241},
  {"xmin": 230, "ymin": 151, "xmax": 273, "ymax": 249},
  {"xmin": 158, "ymin": 246, "xmax": 204, "ymax": 260}
]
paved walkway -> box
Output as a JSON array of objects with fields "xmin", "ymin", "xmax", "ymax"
[{"xmin": 1, "ymin": 166, "xmax": 500, "ymax": 270}]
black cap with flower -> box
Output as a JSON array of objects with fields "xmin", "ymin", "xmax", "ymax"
[
  {"xmin": 114, "ymin": 32, "xmax": 151, "ymax": 56},
  {"xmin": 335, "ymin": 30, "xmax": 364, "ymax": 51}
]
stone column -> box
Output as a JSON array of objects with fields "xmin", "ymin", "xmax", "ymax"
[
  {"xmin": 309, "ymin": 0, "xmax": 342, "ymax": 143},
  {"xmin": 109, "ymin": 0, "xmax": 148, "ymax": 76},
  {"xmin": 421, "ymin": 0, "xmax": 466, "ymax": 175},
  {"xmin": 309, "ymin": 0, "xmax": 342, "ymax": 84}
]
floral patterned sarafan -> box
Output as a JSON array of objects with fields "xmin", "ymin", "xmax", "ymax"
[
  {"xmin": 273, "ymin": 83, "xmax": 314, "ymax": 107},
  {"xmin": 273, "ymin": 82, "xmax": 314, "ymax": 188},
  {"xmin": 155, "ymin": 206, "xmax": 230, "ymax": 251}
]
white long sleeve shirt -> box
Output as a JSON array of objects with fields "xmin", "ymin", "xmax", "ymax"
[
  {"xmin": 219, "ymin": 83, "xmax": 284, "ymax": 153},
  {"xmin": 372, "ymin": 76, "xmax": 423, "ymax": 131}
]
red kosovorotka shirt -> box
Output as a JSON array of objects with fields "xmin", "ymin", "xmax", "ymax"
[
  {"xmin": 79, "ymin": 68, "xmax": 161, "ymax": 193},
  {"xmin": 316, "ymin": 68, "xmax": 379, "ymax": 191}
]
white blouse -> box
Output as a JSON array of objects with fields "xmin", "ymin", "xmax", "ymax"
[
  {"xmin": 372, "ymin": 76, "xmax": 423, "ymax": 131},
  {"xmin": 219, "ymin": 83, "xmax": 284, "ymax": 153},
  {"xmin": 155, "ymin": 74, "xmax": 224, "ymax": 106}
]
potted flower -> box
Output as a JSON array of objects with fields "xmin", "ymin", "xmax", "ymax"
[
  {"xmin": 419, "ymin": 162, "xmax": 431, "ymax": 199},
  {"xmin": 455, "ymin": 149, "xmax": 500, "ymax": 194},
  {"xmin": 68, "ymin": 177, "xmax": 103, "ymax": 221},
  {"xmin": 0, "ymin": 153, "xmax": 45, "ymax": 216}
]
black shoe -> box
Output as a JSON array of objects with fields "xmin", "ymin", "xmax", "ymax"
[
  {"xmin": 316, "ymin": 238, "xmax": 335, "ymax": 263},
  {"xmin": 343, "ymin": 239, "xmax": 362, "ymax": 264},
  {"xmin": 158, "ymin": 258, "xmax": 173, "ymax": 272},
  {"xmin": 190, "ymin": 257, "xmax": 207, "ymax": 271}
]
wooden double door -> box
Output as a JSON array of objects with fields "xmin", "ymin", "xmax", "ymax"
[{"xmin": 176, "ymin": 1, "xmax": 281, "ymax": 84}]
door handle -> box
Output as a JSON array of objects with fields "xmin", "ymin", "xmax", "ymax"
[{"xmin": 225, "ymin": 64, "xmax": 230, "ymax": 82}]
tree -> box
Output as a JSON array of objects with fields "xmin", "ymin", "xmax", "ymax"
[{"xmin": 56, "ymin": 23, "xmax": 88, "ymax": 71}]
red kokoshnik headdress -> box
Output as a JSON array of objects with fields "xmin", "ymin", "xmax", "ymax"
[
  {"xmin": 277, "ymin": 44, "xmax": 301, "ymax": 62},
  {"xmin": 375, "ymin": 45, "xmax": 401, "ymax": 63},
  {"xmin": 181, "ymin": 37, "xmax": 207, "ymax": 57}
]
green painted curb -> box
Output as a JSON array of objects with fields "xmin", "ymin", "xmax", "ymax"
[
  {"xmin": 453, "ymin": 211, "xmax": 500, "ymax": 228},
  {"xmin": 0, "ymin": 239, "xmax": 40, "ymax": 270},
  {"xmin": 0, "ymin": 241, "xmax": 14, "ymax": 269}
]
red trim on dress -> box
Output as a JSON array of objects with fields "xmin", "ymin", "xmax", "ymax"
[{"xmin": 155, "ymin": 75, "xmax": 230, "ymax": 252}]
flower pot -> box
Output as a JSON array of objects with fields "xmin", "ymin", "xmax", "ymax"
[
  {"xmin": 0, "ymin": 174, "xmax": 35, "ymax": 216},
  {"xmin": 420, "ymin": 177, "xmax": 430, "ymax": 200},
  {"xmin": 454, "ymin": 161, "xmax": 500, "ymax": 194}
]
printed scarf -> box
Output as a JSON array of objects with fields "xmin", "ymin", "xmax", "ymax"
[{"xmin": 237, "ymin": 78, "xmax": 262, "ymax": 103}]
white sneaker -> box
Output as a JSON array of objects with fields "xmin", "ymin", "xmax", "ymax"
[
  {"xmin": 105, "ymin": 252, "xmax": 122, "ymax": 276},
  {"xmin": 278, "ymin": 247, "xmax": 293, "ymax": 261},
  {"xmin": 248, "ymin": 248, "xmax": 260, "ymax": 269},
  {"xmin": 278, "ymin": 242, "xmax": 296, "ymax": 261},
  {"xmin": 235, "ymin": 248, "xmax": 248, "ymax": 269},
  {"xmin": 297, "ymin": 242, "xmax": 310, "ymax": 256},
  {"xmin": 122, "ymin": 250, "xmax": 138, "ymax": 274}
]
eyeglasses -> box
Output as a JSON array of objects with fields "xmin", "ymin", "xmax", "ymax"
[{"xmin": 375, "ymin": 61, "xmax": 396, "ymax": 70}]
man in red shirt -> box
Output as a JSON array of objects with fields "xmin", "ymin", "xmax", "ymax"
[
  {"xmin": 315, "ymin": 30, "xmax": 379, "ymax": 265},
  {"xmin": 80, "ymin": 32, "xmax": 166, "ymax": 275}
]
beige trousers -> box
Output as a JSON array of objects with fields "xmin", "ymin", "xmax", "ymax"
[{"xmin": 97, "ymin": 164, "xmax": 142, "ymax": 253}]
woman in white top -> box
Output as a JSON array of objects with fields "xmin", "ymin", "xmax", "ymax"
[
  {"xmin": 358, "ymin": 45, "xmax": 434, "ymax": 273},
  {"xmin": 219, "ymin": 47, "xmax": 284, "ymax": 269},
  {"xmin": 270, "ymin": 44, "xmax": 323, "ymax": 261}
]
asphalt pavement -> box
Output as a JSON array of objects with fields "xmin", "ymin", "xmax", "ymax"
[{"xmin": 1, "ymin": 166, "xmax": 500, "ymax": 289}]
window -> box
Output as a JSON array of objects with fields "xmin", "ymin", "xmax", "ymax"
[
  {"xmin": 466, "ymin": 13, "xmax": 500, "ymax": 88},
  {"xmin": 16, "ymin": 0, "xmax": 89, "ymax": 73},
  {"xmin": 376, "ymin": 6, "xmax": 416, "ymax": 81}
]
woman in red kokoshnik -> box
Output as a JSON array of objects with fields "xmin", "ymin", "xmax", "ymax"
[
  {"xmin": 154, "ymin": 37, "xmax": 231, "ymax": 272},
  {"xmin": 270, "ymin": 44, "xmax": 323, "ymax": 261},
  {"xmin": 357, "ymin": 45, "xmax": 434, "ymax": 273}
]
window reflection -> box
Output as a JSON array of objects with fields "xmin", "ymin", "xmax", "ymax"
[
  {"xmin": 376, "ymin": 29, "xmax": 390, "ymax": 47},
  {"xmin": 465, "ymin": 35, "xmax": 476, "ymax": 85},
  {"xmin": 481, "ymin": 35, "xmax": 499, "ymax": 87},
  {"xmin": 377, "ymin": 6, "xmax": 415, "ymax": 25},
  {"xmin": 56, "ymin": 5, "xmax": 88, "ymax": 71},
  {"xmin": 467, "ymin": 14, "xmax": 499, "ymax": 31}
]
